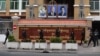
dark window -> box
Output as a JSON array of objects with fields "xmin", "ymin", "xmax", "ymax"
[{"xmin": 22, "ymin": 0, "xmax": 29, "ymax": 9}]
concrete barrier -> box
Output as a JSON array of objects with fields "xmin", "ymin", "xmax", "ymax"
[
  {"xmin": 6, "ymin": 42, "xmax": 78, "ymax": 50},
  {"xmin": 65, "ymin": 43, "xmax": 78, "ymax": 50},
  {"xmin": 6, "ymin": 42, "xmax": 19, "ymax": 49},
  {"xmin": 50, "ymin": 43, "xmax": 62, "ymax": 49},
  {"xmin": 35, "ymin": 43, "xmax": 47, "ymax": 49},
  {"xmin": 20, "ymin": 42, "xmax": 33, "ymax": 49}
]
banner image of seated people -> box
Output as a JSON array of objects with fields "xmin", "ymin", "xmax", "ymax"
[
  {"xmin": 38, "ymin": 5, "xmax": 47, "ymax": 18},
  {"xmin": 58, "ymin": 5, "xmax": 68, "ymax": 18},
  {"xmin": 47, "ymin": 5, "xmax": 57, "ymax": 18}
]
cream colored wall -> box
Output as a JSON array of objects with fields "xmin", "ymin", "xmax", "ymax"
[
  {"xmin": 74, "ymin": 0, "xmax": 90, "ymax": 19},
  {"xmin": 0, "ymin": 13, "xmax": 6, "ymax": 16},
  {"xmin": 26, "ymin": 0, "xmax": 44, "ymax": 18},
  {"xmin": 34, "ymin": 0, "xmax": 44, "ymax": 18},
  {"xmin": 0, "ymin": 0, "xmax": 97, "ymax": 18},
  {"xmin": 84, "ymin": 7, "xmax": 90, "ymax": 18},
  {"xmin": 6, "ymin": 0, "xmax": 10, "ymax": 16},
  {"xmin": 37, "ymin": 0, "xmax": 44, "ymax": 5},
  {"xmin": 13, "ymin": 20, "xmax": 19, "ymax": 41},
  {"xmin": 84, "ymin": 0, "xmax": 90, "ymax": 5},
  {"xmin": 29, "ymin": 0, "xmax": 34, "ymax": 5},
  {"xmin": 26, "ymin": 6, "xmax": 30, "ymax": 18},
  {"xmin": 75, "ymin": 0, "xmax": 80, "ymax": 5},
  {"xmin": 85, "ymin": 20, "xmax": 92, "ymax": 41},
  {"xmin": 74, "ymin": 6, "xmax": 79, "ymax": 19},
  {"xmin": 74, "ymin": 0, "xmax": 92, "ymax": 41},
  {"xmin": 83, "ymin": 0, "xmax": 92, "ymax": 41},
  {"xmin": 34, "ymin": 7, "xmax": 38, "ymax": 18}
]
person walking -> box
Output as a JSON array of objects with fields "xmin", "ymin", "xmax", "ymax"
[
  {"xmin": 94, "ymin": 29, "xmax": 99, "ymax": 46},
  {"xmin": 3, "ymin": 29, "xmax": 9, "ymax": 45},
  {"xmin": 80, "ymin": 29, "xmax": 85, "ymax": 45},
  {"xmin": 88, "ymin": 30, "xmax": 96, "ymax": 47}
]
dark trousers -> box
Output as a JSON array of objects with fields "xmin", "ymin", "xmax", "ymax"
[
  {"xmin": 95, "ymin": 37, "xmax": 99, "ymax": 46},
  {"xmin": 80, "ymin": 37, "xmax": 85, "ymax": 45},
  {"xmin": 88, "ymin": 37, "xmax": 96, "ymax": 47},
  {"xmin": 80, "ymin": 39, "xmax": 84, "ymax": 45},
  {"xmin": 3, "ymin": 36, "xmax": 8, "ymax": 44}
]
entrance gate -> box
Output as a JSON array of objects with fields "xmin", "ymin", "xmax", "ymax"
[{"xmin": 0, "ymin": 19, "xmax": 12, "ymax": 34}]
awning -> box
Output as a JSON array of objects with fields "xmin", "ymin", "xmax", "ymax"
[{"xmin": 18, "ymin": 19, "xmax": 87, "ymax": 26}]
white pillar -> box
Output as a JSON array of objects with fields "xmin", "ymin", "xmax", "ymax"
[{"xmin": 19, "ymin": 0, "xmax": 22, "ymax": 15}]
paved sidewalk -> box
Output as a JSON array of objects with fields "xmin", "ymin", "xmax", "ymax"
[
  {"xmin": 78, "ymin": 45, "xmax": 100, "ymax": 54},
  {"xmin": 0, "ymin": 42, "xmax": 7, "ymax": 50},
  {"xmin": 0, "ymin": 42, "xmax": 100, "ymax": 54},
  {"xmin": 78, "ymin": 40, "xmax": 100, "ymax": 54}
]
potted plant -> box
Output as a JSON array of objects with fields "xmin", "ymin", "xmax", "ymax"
[
  {"xmin": 50, "ymin": 37, "xmax": 62, "ymax": 43},
  {"xmin": 67, "ymin": 40, "xmax": 76, "ymax": 43},
  {"xmin": 66, "ymin": 40, "xmax": 78, "ymax": 50},
  {"xmin": 20, "ymin": 39, "xmax": 33, "ymax": 49},
  {"xmin": 50, "ymin": 37, "xmax": 62, "ymax": 50},
  {"xmin": 35, "ymin": 39, "xmax": 47, "ymax": 50},
  {"xmin": 6, "ymin": 35, "xmax": 19, "ymax": 49}
]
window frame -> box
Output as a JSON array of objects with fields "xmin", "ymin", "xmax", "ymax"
[
  {"xmin": 0, "ymin": 0, "xmax": 6, "ymax": 11},
  {"xmin": 10, "ymin": 0, "xmax": 29, "ymax": 12},
  {"xmin": 90, "ymin": 0, "xmax": 100, "ymax": 12},
  {"xmin": 10, "ymin": 0, "xmax": 19, "ymax": 10},
  {"xmin": 22, "ymin": 0, "xmax": 29, "ymax": 10}
]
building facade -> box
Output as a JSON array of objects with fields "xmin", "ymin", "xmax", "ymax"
[{"xmin": 0, "ymin": 0, "xmax": 100, "ymax": 42}]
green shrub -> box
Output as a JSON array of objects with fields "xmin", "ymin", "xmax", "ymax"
[
  {"xmin": 50, "ymin": 37, "xmax": 62, "ymax": 43},
  {"xmin": 22, "ymin": 39, "xmax": 31, "ymax": 42},
  {"xmin": 8, "ymin": 35, "xmax": 16, "ymax": 42},
  {"xmin": 36, "ymin": 39, "xmax": 45, "ymax": 43},
  {"xmin": 67, "ymin": 40, "xmax": 76, "ymax": 43}
]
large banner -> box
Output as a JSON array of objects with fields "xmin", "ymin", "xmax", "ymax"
[{"xmin": 38, "ymin": 5, "xmax": 68, "ymax": 18}]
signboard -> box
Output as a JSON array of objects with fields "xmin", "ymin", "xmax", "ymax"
[
  {"xmin": 19, "ymin": 27, "xmax": 83, "ymax": 40},
  {"xmin": 13, "ymin": 25, "xmax": 17, "ymax": 30}
]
